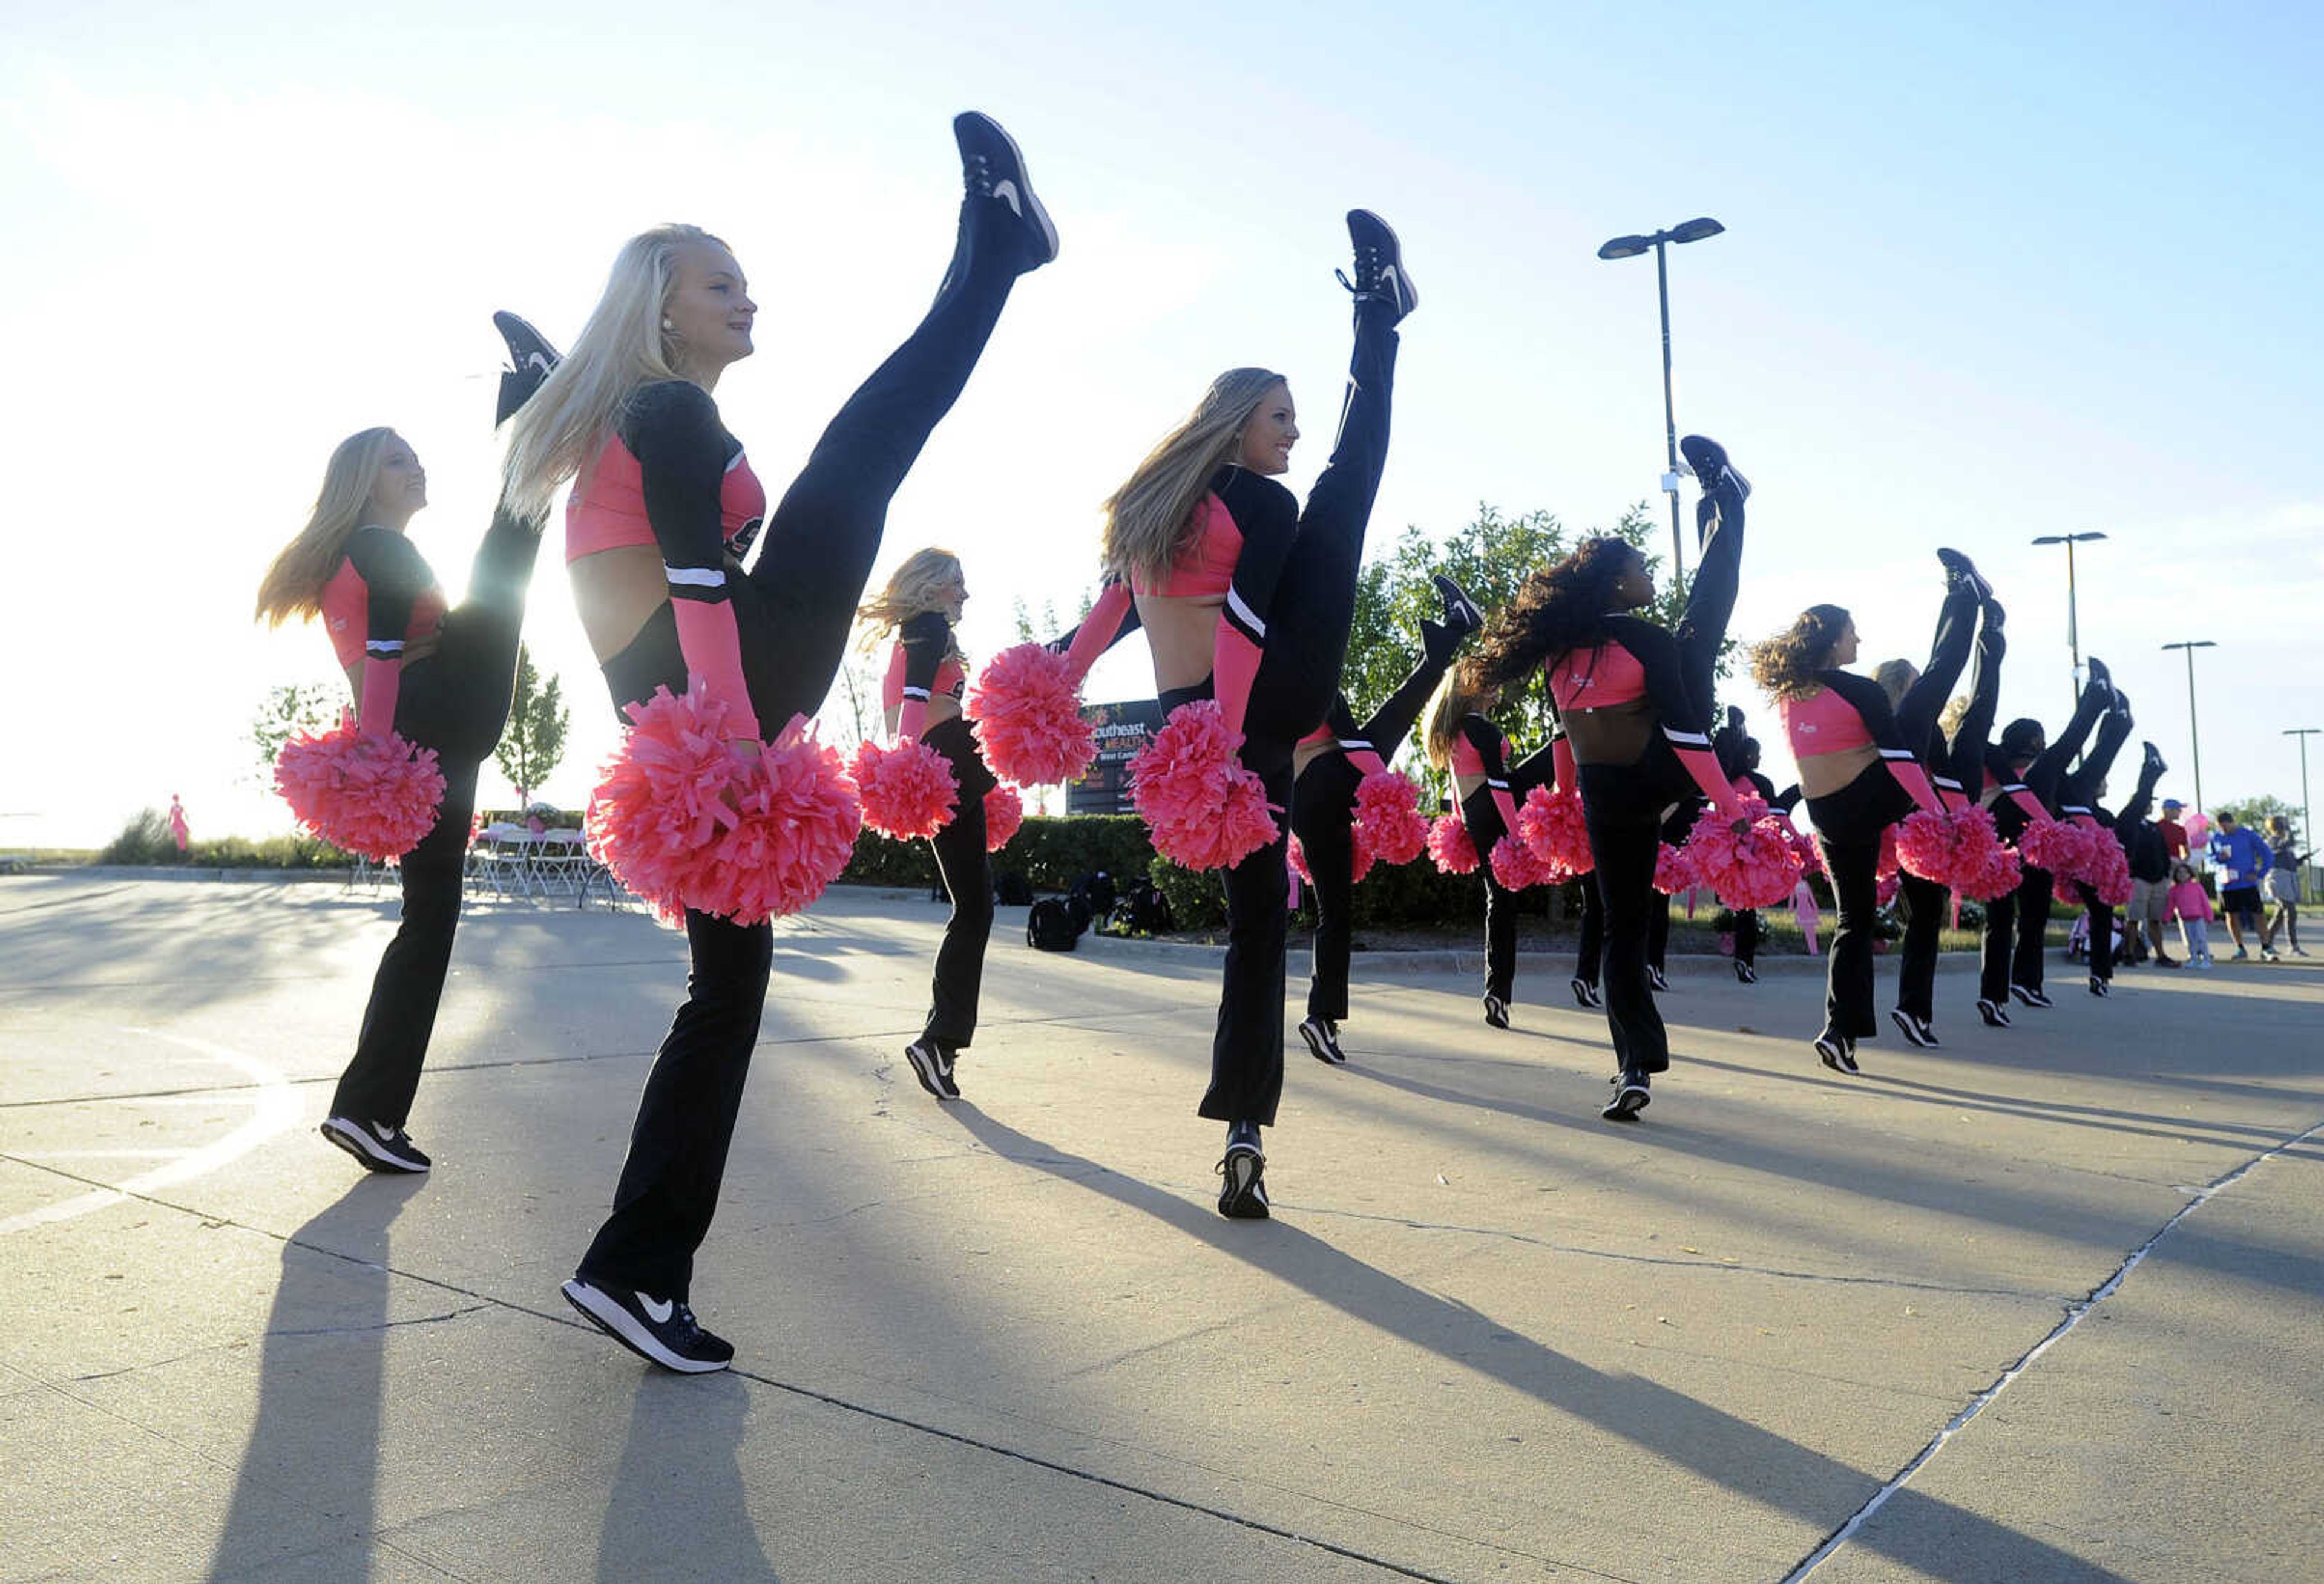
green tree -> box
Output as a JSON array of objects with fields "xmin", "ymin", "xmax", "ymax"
[
  {"xmin": 248, "ymin": 682, "xmax": 340, "ymax": 779},
  {"xmin": 493, "ymin": 642, "xmax": 570, "ymax": 802},
  {"xmin": 2214, "ymin": 794, "xmax": 2302, "ymax": 837}
]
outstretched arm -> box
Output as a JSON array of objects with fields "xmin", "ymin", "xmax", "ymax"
[
  {"xmin": 1821, "ymin": 670, "xmax": 1945, "ymax": 816},
  {"xmin": 1609, "ymin": 617, "xmax": 1744, "ymax": 820},
  {"xmin": 1053, "ymin": 579, "xmax": 1143, "ymax": 682}
]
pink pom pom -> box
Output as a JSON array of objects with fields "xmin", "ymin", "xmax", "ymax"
[
  {"xmin": 1428, "ymin": 813, "xmax": 1479, "ymax": 874},
  {"xmin": 1788, "ymin": 821, "xmax": 1825, "ymax": 876},
  {"xmin": 982, "ymin": 784, "xmax": 1024, "ymax": 852},
  {"xmin": 965, "ymin": 643, "xmax": 1097, "ymax": 786},
  {"xmin": 1129, "ymin": 699, "xmax": 1276, "ymax": 872},
  {"xmin": 1351, "ymin": 769, "xmax": 1429, "ymax": 870},
  {"xmin": 1490, "ymin": 834, "xmax": 1555, "ymax": 891},
  {"xmin": 2053, "ymin": 823, "xmax": 2133, "ymax": 907},
  {"xmin": 1876, "ymin": 871, "xmax": 1900, "ymax": 908},
  {"xmin": 1287, "ymin": 835, "xmax": 1313, "ymax": 884},
  {"xmin": 694, "ymin": 719, "xmax": 862, "ymax": 925},
  {"xmin": 1653, "ymin": 842, "xmax": 1696, "ymax": 895},
  {"xmin": 1515, "ymin": 784, "xmax": 1594, "ymax": 878},
  {"xmin": 2017, "ymin": 817, "xmax": 2092, "ymax": 879},
  {"xmin": 849, "ymin": 739, "xmax": 960, "ymax": 841},
  {"xmin": 1682, "ymin": 796, "xmax": 1807, "ymax": 911},
  {"xmin": 587, "ymin": 686, "xmax": 861, "ymax": 926},
  {"xmin": 275, "ymin": 716, "xmax": 447, "ymax": 861},
  {"xmin": 1894, "ymin": 809, "xmax": 1953, "ymax": 883},
  {"xmin": 1956, "ymin": 841, "xmax": 2023, "ymax": 902}
]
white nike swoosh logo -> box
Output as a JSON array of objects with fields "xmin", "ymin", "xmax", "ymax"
[
  {"xmin": 640, "ymin": 1295, "xmax": 674, "ymax": 1324},
  {"xmin": 991, "ymin": 177, "xmax": 1023, "ymax": 218},
  {"xmin": 369, "ymin": 1122, "xmax": 396, "ymax": 1141}
]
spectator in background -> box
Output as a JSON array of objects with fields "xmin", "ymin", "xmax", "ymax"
[
  {"xmin": 167, "ymin": 795, "xmax": 189, "ymax": 854},
  {"xmin": 2262, "ymin": 814, "xmax": 2307, "ymax": 958},
  {"xmin": 2157, "ymin": 798, "xmax": 2189, "ymax": 863},
  {"xmin": 2207, "ymin": 810, "xmax": 2273, "ymax": 960},
  {"xmin": 2167, "ymin": 860, "xmax": 2215, "ymax": 968},
  {"xmin": 2121, "ymin": 802, "xmax": 2177, "ymax": 967}
]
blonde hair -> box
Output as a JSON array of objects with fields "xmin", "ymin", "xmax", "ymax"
[
  {"xmin": 1101, "ymin": 367, "xmax": 1287, "ymax": 587},
  {"xmin": 500, "ymin": 224, "xmax": 728, "ymax": 525},
  {"xmin": 1424, "ymin": 663, "xmax": 1497, "ymax": 772},
  {"xmin": 254, "ymin": 427, "xmax": 396, "ymax": 626},
  {"xmin": 859, "ymin": 548, "xmax": 967, "ymax": 659},
  {"xmin": 1873, "ymin": 659, "xmax": 1918, "ymax": 708},
  {"xmin": 1938, "ymin": 693, "xmax": 1973, "ymax": 741},
  {"xmin": 1750, "ymin": 605, "xmax": 1850, "ymax": 701}
]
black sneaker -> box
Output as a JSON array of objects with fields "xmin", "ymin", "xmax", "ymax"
[
  {"xmin": 1569, "ymin": 976, "xmax": 1603, "ymax": 1009},
  {"xmin": 2142, "ymin": 741, "xmax": 2168, "ymax": 778},
  {"xmin": 561, "ymin": 1278, "xmax": 734, "ymax": 1373},
  {"xmin": 1483, "ymin": 993, "xmax": 1511, "ymax": 1029},
  {"xmin": 1733, "ymin": 958, "xmax": 1757, "ymax": 985},
  {"xmin": 1601, "ymin": 1072, "xmax": 1652, "ymax": 1121},
  {"xmin": 491, "ymin": 311, "xmax": 562, "ymax": 427},
  {"xmin": 1647, "ymin": 966, "xmax": 1670, "ymax": 993},
  {"xmin": 1216, "ymin": 1142, "xmax": 1270, "ymax": 1219},
  {"xmin": 1975, "ymin": 997, "xmax": 2012, "ymax": 1028},
  {"xmin": 1814, "ymin": 1033, "xmax": 1860, "ymax": 1075},
  {"xmin": 1935, "ymin": 547, "xmax": 1993, "ymax": 602},
  {"xmin": 954, "ymin": 111, "xmax": 1058, "ymax": 269},
  {"xmin": 2009, "ymin": 983, "xmax": 2054, "ymax": 1009},
  {"xmin": 1889, "ymin": 1007, "xmax": 1937, "ymax": 1049},
  {"xmin": 904, "ymin": 1038, "xmax": 961, "ymax": 1100},
  {"xmin": 321, "ymin": 1116, "xmax": 430, "ymax": 1174},
  {"xmin": 1433, "ymin": 574, "xmax": 1483, "ymax": 635},
  {"xmin": 2083, "ymin": 655, "xmax": 2113, "ymax": 703},
  {"xmin": 1679, "ymin": 434, "xmax": 1751, "ymax": 507},
  {"xmin": 1341, "ymin": 209, "xmax": 1418, "ymax": 322},
  {"xmin": 1297, "ymin": 1015, "xmax": 1347, "ymax": 1065},
  {"xmin": 2089, "ymin": 974, "xmax": 2112, "ymax": 997}
]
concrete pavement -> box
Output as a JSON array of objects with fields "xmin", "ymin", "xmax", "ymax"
[{"xmin": 2, "ymin": 875, "xmax": 2318, "ymax": 1582}]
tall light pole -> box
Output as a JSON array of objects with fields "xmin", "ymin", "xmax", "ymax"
[
  {"xmin": 2286, "ymin": 727, "xmax": 2319, "ymax": 901},
  {"xmin": 2032, "ymin": 532, "xmax": 2109, "ymax": 710},
  {"xmin": 1599, "ymin": 216, "xmax": 1725, "ymax": 593},
  {"xmin": 2162, "ymin": 640, "xmax": 2217, "ymax": 816}
]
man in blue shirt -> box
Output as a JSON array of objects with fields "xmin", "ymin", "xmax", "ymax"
[{"xmin": 2208, "ymin": 810, "xmax": 2274, "ymax": 960}]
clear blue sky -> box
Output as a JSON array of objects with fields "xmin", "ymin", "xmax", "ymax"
[{"xmin": 4, "ymin": 1, "xmax": 2319, "ymax": 848}]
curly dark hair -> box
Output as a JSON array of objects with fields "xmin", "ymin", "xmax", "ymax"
[
  {"xmin": 1748, "ymin": 604, "xmax": 1850, "ymax": 699},
  {"xmin": 1472, "ymin": 536, "xmax": 1641, "ymax": 690}
]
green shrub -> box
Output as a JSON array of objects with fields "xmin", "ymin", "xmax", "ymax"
[
  {"xmin": 97, "ymin": 808, "xmax": 355, "ymax": 869},
  {"xmin": 1149, "ymin": 857, "xmax": 1228, "ymax": 931}
]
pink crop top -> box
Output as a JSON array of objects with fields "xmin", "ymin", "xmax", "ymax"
[
  {"xmin": 1778, "ymin": 689, "xmax": 1876, "ymax": 758},
  {"xmin": 565, "ymin": 436, "xmax": 768, "ymax": 563},
  {"xmin": 882, "ymin": 644, "xmax": 964, "ymax": 712},
  {"xmin": 1546, "ymin": 643, "xmax": 1649, "ymax": 712},
  {"xmin": 1131, "ymin": 494, "xmax": 1241, "ymax": 598},
  {"xmin": 321, "ymin": 560, "xmax": 444, "ymax": 672}
]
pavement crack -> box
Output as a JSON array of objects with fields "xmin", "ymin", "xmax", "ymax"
[
  {"xmin": 265, "ymin": 1303, "xmax": 491, "ymax": 1338},
  {"xmin": 1781, "ymin": 1107, "xmax": 2324, "ymax": 1582}
]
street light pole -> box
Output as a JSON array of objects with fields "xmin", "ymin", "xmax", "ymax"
[
  {"xmin": 1600, "ymin": 217, "xmax": 1725, "ymax": 597},
  {"xmin": 2286, "ymin": 727, "xmax": 2320, "ymax": 901},
  {"xmin": 2032, "ymin": 532, "xmax": 2109, "ymax": 713},
  {"xmin": 2162, "ymin": 640, "xmax": 2217, "ymax": 816}
]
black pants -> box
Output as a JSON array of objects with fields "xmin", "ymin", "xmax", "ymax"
[
  {"xmin": 1982, "ymin": 866, "xmax": 2053, "ymax": 1001},
  {"xmin": 1177, "ymin": 304, "xmax": 1399, "ymax": 1128},
  {"xmin": 1805, "ymin": 768, "xmax": 1914, "ymax": 1041},
  {"xmin": 330, "ymin": 509, "xmax": 540, "ymax": 1127},
  {"xmin": 922, "ymin": 718, "xmax": 997, "ymax": 1049},
  {"xmin": 1646, "ymin": 800, "xmax": 1695, "ymax": 974},
  {"xmin": 1732, "ymin": 907, "xmax": 1759, "ymax": 969},
  {"xmin": 580, "ymin": 198, "xmax": 1027, "ymax": 1301},
  {"xmin": 2075, "ymin": 883, "xmax": 2116, "ymax": 981},
  {"xmin": 1460, "ymin": 785, "xmax": 1517, "ymax": 1003},
  {"xmin": 1289, "ymin": 644, "xmax": 1446, "ymax": 1022},
  {"xmin": 1894, "ymin": 871, "xmax": 1946, "ymax": 1021},
  {"xmin": 1575, "ymin": 480, "xmax": 1746, "ymax": 1077},
  {"xmin": 1575, "ymin": 879, "xmax": 1606, "ymax": 984},
  {"xmin": 1885, "ymin": 583, "xmax": 1982, "ymax": 1024}
]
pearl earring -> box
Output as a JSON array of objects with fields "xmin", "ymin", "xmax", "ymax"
[{"xmin": 661, "ymin": 316, "xmax": 674, "ymax": 331}]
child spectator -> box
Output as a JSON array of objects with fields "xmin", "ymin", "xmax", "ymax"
[{"xmin": 2167, "ymin": 860, "xmax": 2214, "ymax": 969}]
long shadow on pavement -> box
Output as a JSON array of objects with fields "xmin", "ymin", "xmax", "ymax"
[
  {"xmin": 945, "ymin": 1107, "xmax": 2122, "ymax": 1584},
  {"xmin": 206, "ymin": 1174, "xmax": 427, "ymax": 1582},
  {"xmin": 596, "ymin": 1373, "xmax": 780, "ymax": 1582}
]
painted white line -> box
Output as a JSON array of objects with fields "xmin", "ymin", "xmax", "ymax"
[
  {"xmin": 0, "ymin": 1032, "xmax": 300, "ymax": 1235},
  {"xmin": 16, "ymin": 1148, "xmax": 194, "ymax": 1161},
  {"xmin": 1785, "ymin": 1113, "xmax": 2324, "ymax": 1581}
]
